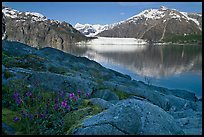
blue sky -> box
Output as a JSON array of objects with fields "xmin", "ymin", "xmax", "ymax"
[{"xmin": 3, "ymin": 2, "xmax": 202, "ymax": 25}]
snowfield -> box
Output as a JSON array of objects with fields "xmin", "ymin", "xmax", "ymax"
[{"xmin": 76, "ymin": 37, "xmax": 147, "ymax": 52}]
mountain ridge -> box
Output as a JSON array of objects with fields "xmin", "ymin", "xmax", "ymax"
[
  {"xmin": 2, "ymin": 6, "xmax": 90, "ymax": 50},
  {"xmin": 75, "ymin": 6, "xmax": 202, "ymax": 42}
]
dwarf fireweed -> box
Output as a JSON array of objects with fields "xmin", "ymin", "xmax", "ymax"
[{"xmin": 7, "ymin": 89, "xmax": 91, "ymax": 135}]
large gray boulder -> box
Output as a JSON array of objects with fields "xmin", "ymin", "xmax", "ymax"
[
  {"xmin": 102, "ymin": 80, "xmax": 197, "ymax": 111},
  {"xmin": 71, "ymin": 99, "xmax": 184, "ymax": 135}
]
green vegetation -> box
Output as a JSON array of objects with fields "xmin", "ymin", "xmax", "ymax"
[
  {"xmin": 48, "ymin": 65, "xmax": 68, "ymax": 75},
  {"xmin": 2, "ymin": 108, "xmax": 21, "ymax": 134},
  {"xmin": 2, "ymin": 72, "xmax": 95, "ymax": 135},
  {"xmin": 64, "ymin": 100, "xmax": 103, "ymax": 134},
  {"xmin": 163, "ymin": 33, "xmax": 202, "ymax": 44},
  {"xmin": 3, "ymin": 70, "xmax": 15, "ymax": 79},
  {"xmin": 111, "ymin": 88, "xmax": 134, "ymax": 100},
  {"xmin": 97, "ymin": 85, "xmax": 134, "ymax": 100},
  {"xmin": 2, "ymin": 53, "xmax": 47, "ymax": 71}
]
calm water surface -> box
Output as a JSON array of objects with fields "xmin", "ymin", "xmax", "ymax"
[{"xmin": 64, "ymin": 37, "xmax": 202, "ymax": 98}]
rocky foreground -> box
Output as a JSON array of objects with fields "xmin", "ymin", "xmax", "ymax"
[{"xmin": 2, "ymin": 40, "xmax": 202, "ymax": 135}]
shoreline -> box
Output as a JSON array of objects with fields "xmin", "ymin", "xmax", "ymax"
[{"xmin": 2, "ymin": 40, "xmax": 202, "ymax": 135}]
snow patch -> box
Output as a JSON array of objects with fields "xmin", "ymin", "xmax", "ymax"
[
  {"xmin": 25, "ymin": 12, "xmax": 47, "ymax": 21},
  {"xmin": 2, "ymin": 6, "xmax": 47, "ymax": 22},
  {"xmin": 2, "ymin": 7, "xmax": 18, "ymax": 18},
  {"xmin": 163, "ymin": 19, "xmax": 166, "ymax": 23},
  {"xmin": 181, "ymin": 12, "xmax": 201, "ymax": 30}
]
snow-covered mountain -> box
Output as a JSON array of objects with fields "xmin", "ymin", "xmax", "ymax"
[
  {"xmin": 75, "ymin": 6, "xmax": 202, "ymax": 42},
  {"xmin": 2, "ymin": 6, "xmax": 47, "ymax": 22},
  {"xmin": 74, "ymin": 23, "xmax": 115, "ymax": 37},
  {"xmin": 2, "ymin": 6, "xmax": 89, "ymax": 50}
]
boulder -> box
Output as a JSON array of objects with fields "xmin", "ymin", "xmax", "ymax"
[{"xmin": 71, "ymin": 99, "xmax": 184, "ymax": 135}]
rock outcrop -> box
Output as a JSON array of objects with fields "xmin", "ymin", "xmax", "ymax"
[
  {"xmin": 2, "ymin": 6, "xmax": 89, "ymax": 50},
  {"xmin": 2, "ymin": 40, "xmax": 202, "ymax": 135},
  {"xmin": 71, "ymin": 99, "xmax": 184, "ymax": 135}
]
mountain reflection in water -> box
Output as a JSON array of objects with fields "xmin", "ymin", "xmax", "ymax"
[{"xmin": 63, "ymin": 38, "xmax": 202, "ymax": 97}]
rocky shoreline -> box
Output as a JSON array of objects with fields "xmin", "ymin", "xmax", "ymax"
[{"xmin": 2, "ymin": 40, "xmax": 202, "ymax": 135}]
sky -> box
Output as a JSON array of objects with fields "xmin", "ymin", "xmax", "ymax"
[{"xmin": 2, "ymin": 2, "xmax": 202, "ymax": 26}]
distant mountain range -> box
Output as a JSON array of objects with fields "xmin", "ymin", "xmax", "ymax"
[
  {"xmin": 2, "ymin": 6, "xmax": 89, "ymax": 50},
  {"xmin": 75, "ymin": 6, "xmax": 202, "ymax": 42},
  {"xmin": 2, "ymin": 6, "xmax": 202, "ymax": 45},
  {"xmin": 74, "ymin": 23, "xmax": 119, "ymax": 37}
]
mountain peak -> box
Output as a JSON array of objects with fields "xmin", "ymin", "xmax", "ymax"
[
  {"xmin": 96, "ymin": 6, "xmax": 202, "ymax": 41},
  {"xmin": 159, "ymin": 6, "xmax": 168, "ymax": 11},
  {"xmin": 2, "ymin": 6, "xmax": 47, "ymax": 21}
]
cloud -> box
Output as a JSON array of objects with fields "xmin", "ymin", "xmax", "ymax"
[{"xmin": 120, "ymin": 12, "xmax": 125, "ymax": 15}]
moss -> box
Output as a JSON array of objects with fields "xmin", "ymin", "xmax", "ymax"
[
  {"xmin": 111, "ymin": 88, "xmax": 134, "ymax": 100},
  {"xmin": 66, "ymin": 123, "xmax": 84, "ymax": 135},
  {"xmin": 72, "ymin": 67, "xmax": 79, "ymax": 71},
  {"xmin": 96, "ymin": 84, "xmax": 134, "ymax": 100},
  {"xmin": 64, "ymin": 99, "xmax": 103, "ymax": 134},
  {"xmin": 2, "ymin": 84, "xmax": 10, "ymax": 94},
  {"xmin": 48, "ymin": 65, "xmax": 67, "ymax": 75},
  {"xmin": 24, "ymin": 54, "xmax": 47, "ymax": 62},
  {"xmin": 64, "ymin": 107, "xmax": 91, "ymax": 132},
  {"xmin": 8, "ymin": 79, "xmax": 29, "ymax": 93},
  {"xmin": 2, "ymin": 108, "xmax": 21, "ymax": 134},
  {"xmin": 2, "ymin": 51, "xmax": 9, "ymax": 58},
  {"xmin": 3, "ymin": 70, "xmax": 15, "ymax": 79},
  {"xmin": 2, "ymin": 53, "xmax": 47, "ymax": 71},
  {"xmin": 97, "ymin": 85, "xmax": 108, "ymax": 91},
  {"xmin": 2, "ymin": 129, "xmax": 8, "ymax": 135},
  {"xmin": 95, "ymin": 78, "xmax": 104, "ymax": 85},
  {"xmin": 79, "ymin": 99, "xmax": 92, "ymax": 107},
  {"xmin": 2, "ymin": 56, "xmax": 17, "ymax": 68},
  {"xmin": 20, "ymin": 54, "xmax": 47, "ymax": 71}
]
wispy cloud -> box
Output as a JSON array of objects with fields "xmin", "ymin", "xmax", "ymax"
[{"xmin": 120, "ymin": 12, "xmax": 125, "ymax": 15}]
